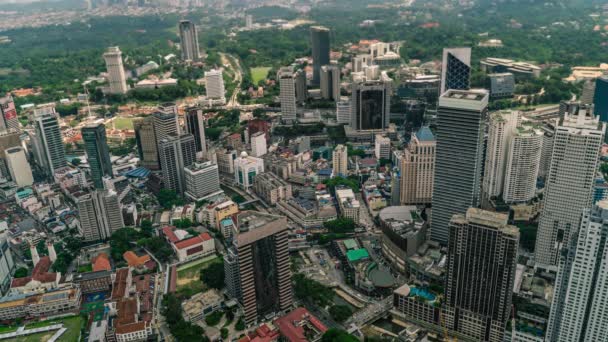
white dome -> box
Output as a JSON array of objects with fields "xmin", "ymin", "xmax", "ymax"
[{"xmin": 240, "ymin": 151, "xmax": 249, "ymax": 158}]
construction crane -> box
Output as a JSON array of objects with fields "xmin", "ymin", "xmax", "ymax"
[{"xmin": 438, "ymin": 304, "xmax": 456, "ymax": 342}]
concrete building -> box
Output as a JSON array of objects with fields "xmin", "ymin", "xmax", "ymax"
[
  {"xmin": 310, "ymin": 26, "xmax": 330, "ymax": 85},
  {"xmin": 320, "ymin": 65, "xmax": 340, "ymax": 101},
  {"xmin": 431, "ymin": 89, "xmax": 488, "ymax": 244},
  {"xmin": 159, "ymin": 134, "xmax": 197, "ymax": 196},
  {"xmin": 503, "ymin": 124, "xmax": 543, "ymax": 203},
  {"xmin": 374, "ymin": 134, "xmax": 391, "ymax": 160},
  {"xmin": 253, "ymin": 172, "xmax": 293, "ymax": 205},
  {"xmin": 279, "ymin": 67, "xmax": 297, "ymax": 123},
  {"xmin": 184, "ymin": 161, "xmax": 221, "ymax": 201},
  {"xmin": 336, "ymin": 188, "xmax": 360, "ymax": 224},
  {"xmin": 441, "ymin": 47, "xmax": 471, "ymax": 94},
  {"xmin": 77, "ymin": 189, "xmax": 124, "ymax": 242},
  {"xmin": 0, "ymin": 128, "xmax": 20, "ymax": 179},
  {"xmin": 480, "ymin": 57, "xmax": 541, "ymax": 78},
  {"xmin": 295, "ymin": 69, "xmax": 308, "ymax": 103},
  {"xmin": 133, "ymin": 117, "xmax": 159, "ymax": 170},
  {"xmin": 379, "ymin": 206, "xmax": 427, "ymax": 275},
  {"xmin": 179, "ymin": 20, "xmax": 200, "ymax": 61},
  {"xmin": 216, "ymin": 148, "xmax": 237, "ymax": 175},
  {"xmin": 593, "ymin": 75, "xmax": 608, "ymax": 122},
  {"xmin": 32, "ymin": 108, "xmax": 67, "ymax": 177},
  {"xmin": 152, "ymin": 110, "xmax": 179, "ymax": 146},
  {"xmin": 185, "ymin": 107, "xmax": 207, "ymax": 159},
  {"xmin": 0, "ymin": 286, "xmax": 80, "ymax": 321},
  {"xmin": 332, "ymin": 144, "xmax": 348, "ymax": 177},
  {"xmin": 205, "ymin": 69, "xmax": 225, "ymax": 100},
  {"xmin": 0, "ymin": 95, "xmax": 19, "ymax": 131},
  {"xmin": 82, "ymin": 123, "xmax": 113, "ymax": 189},
  {"xmin": 163, "ymin": 227, "xmax": 215, "ymax": 262},
  {"xmin": 400, "ymin": 126, "xmax": 435, "ymax": 205},
  {"xmin": 5, "ymin": 147, "xmax": 33, "ymax": 187},
  {"xmin": 546, "ymin": 200, "xmax": 608, "ymax": 342},
  {"xmin": 0, "ymin": 233, "xmax": 15, "ymax": 294},
  {"xmin": 488, "ymin": 73, "xmax": 515, "ymax": 99},
  {"xmin": 336, "ymin": 97, "xmax": 352, "ymax": 125},
  {"xmin": 234, "ymin": 151, "xmax": 264, "ymax": 189},
  {"xmin": 103, "ymin": 46, "xmax": 128, "ymax": 94},
  {"xmin": 482, "ymin": 110, "xmax": 519, "ymax": 204},
  {"xmin": 350, "ymin": 75, "xmax": 392, "ymax": 131},
  {"xmin": 228, "ymin": 211, "xmax": 292, "ymax": 324},
  {"xmin": 445, "ymin": 209, "xmax": 519, "ymax": 342},
  {"xmin": 182, "ymin": 289, "xmax": 223, "ymax": 322},
  {"xmin": 535, "ymin": 106, "xmax": 605, "ymax": 267},
  {"xmin": 250, "ymin": 131, "xmax": 267, "ymax": 157}
]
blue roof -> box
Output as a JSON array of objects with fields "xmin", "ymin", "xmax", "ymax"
[
  {"xmin": 220, "ymin": 218, "xmax": 234, "ymax": 227},
  {"xmin": 415, "ymin": 126, "xmax": 435, "ymax": 142},
  {"xmin": 125, "ymin": 167, "xmax": 151, "ymax": 178},
  {"xmin": 318, "ymin": 168, "xmax": 333, "ymax": 176}
]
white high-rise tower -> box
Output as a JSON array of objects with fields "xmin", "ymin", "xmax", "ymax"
[{"xmin": 103, "ymin": 46, "xmax": 128, "ymax": 95}]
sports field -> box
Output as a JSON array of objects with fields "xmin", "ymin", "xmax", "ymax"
[
  {"xmin": 2, "ymin": 315, "xmax": 82, "ymax": 342},
  {"xmin": 251, "ymin": 67, "xmax": 271, "ymax": 84},
  {"xmin": 113, "ymin": 117, "xmax": 134, "ymax": 130}
]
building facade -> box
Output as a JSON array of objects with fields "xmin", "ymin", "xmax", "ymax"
[
  {"xmin": 400, "ymin": 127, "xmax": 435, "ymax": 205},
  {"xmin": 253, "ymin": 172, "xmax": 293, "ymax": 205},
  {"xmin": 234, "ymin": 152, "xmax": 264, "ymax": 189},
  {"xmin": 503, "ymin": 125, "xmax": 543, "ymax": 203},
  {"xmin": 184, "ymin": 107, "xmax": 207, "ymax": 159},
  {"xmin": 82, "ymin": 123, "xmax": 113, "ymax": 189},
  {"xmin": 133, "ymin": 117, "xmax": 159, "ymax": 170},
  {"xmin": 159, "ymin": 134, "xmax": 197, "ymax": 196},
  {"xmin": 320, "ymin": 65, "xmax": 340, "ymax": 101},
  {"xmin": 103, "ymin": 46, "xmax": 128, "ymax": 94},
  {"xmin": 205, "ymin": 69, "xmax": 225, "ymax": 100},
  {"xmin": 33, "ymin": 109, "xmax": 67, "ymax": 177},
  {"xmin": 310, "ymin": 26, "xmax": 330, "ymax": 85},
  {"xmin": 482, "ymin": 110, "xmax": 518, "ymax": 204},
  {"xmin": 350, "ymin": 77, "xmax": 392, "ymax": 131},
  {"xmin": 332, "ymin": 144, "xmax": 348, "ymax": 177},
  {"xmin": 77, "ymin": 189, "xmax": 124, "ymax": 242},
  {"xmin": 184, "ymin": 161, "xmax": 221, "ymax": 201},
  {"xmin": 279, "ymin": 67, "xmax": 297, "ymax": 123},
  {"xmin": 250, "ymin": 131, "xmax": 267, "ymax": 158},
  {"xmin": 5, "ymin": 147, "xmax": 33, "ymax": 187},
  {"xmin": 440, "ymin": 47, "xmax": 471, "ymax": 94},
  {"xmin": 179, "ymin": 20, "xmax": 201, "ymax": 61}
]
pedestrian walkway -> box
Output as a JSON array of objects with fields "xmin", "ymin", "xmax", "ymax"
[{"xmin": 0, "ymin": 324, "xmax": 63, "ymax": 340}]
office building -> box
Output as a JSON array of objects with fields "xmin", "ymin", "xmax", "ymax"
[
  {"xmin": 152, "ymin": 111, "xmax": 179, "ymax": 144},
  {"xmin": 593, "ymin": 75, "xmax": 608, "ymax": 122},
  {"xmin": 400, "ymin": 127, "xmax": 435, "ymax": 205},
  {"xmin": 488, "ymin": 72, "xmax": 515, "ymax": 99},
  {"xmin": 546, "ymin": 200, "xmax": 608, "ymax": 342},
  {"xmin": 581, "ymin": 79, "xmax": 596, "ymax": 105},
  {"xmin": 234, "ymin": 152, "xmax": 264, "ymax": 189},
  {"xmin": 5, "ymin": 147, "xmax": 33, "ymax": 187},
  {"xmin": 431, "ymin": 89, "xmax": 488, "ymax": 244},
  {"xmin": 82, "ymin": 123, "xmax": 113, "ymax": 189},
  {"xmin": 216, "ymin": 148, "xmax": 237, "ymax": 175},
  {"xmin": 535, "ymin": 106, "xmax": 605, "ymax": 267},
  {"xmin": 33, "ymin": 109, "xmax": 67, "ymax": 177},
  {"xmin": 374, "ymin": 134, "xmax": 391, "ymax": 160},
  {"xmin": 336, "ymin": 188, "xmax": 360, "ymax": 224},
  {"xmin": 184, "ymin": 161, "xmax": 221, "ymax": 201},
  {"xmin": 332, "ymin": 144, "xmax": 348, "ymax": 177},
  {"xmin": 77, "ymin": 190, "xmax": 124, "ymax": 242},
  {"xmin": 350, "ymin": 75, "xmax": 392, "ymax": 131},
  {"xmin": 179, "ymin": 20, "xmax": 200, "ymax": 61},
  {"xmin": 479, "ymin": 57, "xmax": 541, "ymax": 78},
  {"xmin": 133, "ymin": 117, "xmax": 159, "ymax": 170},
  {"xmin": 245, "ymin": 14, "xmax": 253, "ymax": 29},
  {"xmin": 279, "ymin": 67, "xmax": 297, "ymax": 123},
  {"xmin": 159, "ymin": 134, "xmax": 197, "ymax": 195},
  {"xmin": 184, "ymin": 107, "xmax": 207, "ymax": 159},
  {"xmin": 205, "ymin": 69, "xmax": 225, "ymax": 100},
  {"xmin": 253, "ymin": 172, "xmax": 293, "ymax": 205},
  {"xmin": 503, "ymin": 124, "xmax": 543, "ymax": 203},
  {"xmin": 0, "ymin": 95, "xmax": 19, "ymax": 131},
  {"xmin": 440, "ymin": 47, "xmax": 471, "ymax": 94},
  {"xmin": 336, "ymin": 98, "xmax": 351, "ymax": 125},
  {"xmin": 539, "ymin": 125, "xmax": 554, "ymax": 179},
  {"xmin": 103, "ymin": 46, "xmax": 128, "ymax": 95},
  {"xmin": 230, "ymin": 211, "xmax": 293, "ymax": 324},
  {"xmin": 444, "ymin": 209, "xmax": 518, "ymax": 342},
  {"xmin": 0, "ymin": 129, "xmax": 22, "ymax": 180},
  {"xmin": 482, "ymin": 110, "xmax": 518, "ymax": 204},
  {"xmin": 295, "ymin": 69, "xmax": 308, "ymax": 103},
  {"xmin": 310, "ymin": 26, "xmax": 330, "ymax": 85},
  {"xmin": 320, "ymin": 65, "xmax": 340, "ymax": 101},
  {"xmin": 0, "ymin": 232, "xmax": 15, "ymax": 294},
  {"xmin": 250, "ymin": 131, "xmax": 267, "ymax": 157}
]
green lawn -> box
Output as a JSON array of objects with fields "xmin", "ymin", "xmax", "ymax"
[
  {"xmin": 77, "ymin": 264, "xmax": 92, "ymax": 273},
  {"xmin": 176, "ymin": 255, "xmax": 221, "ymax": 293},
  {"xmin": 3, "ymin": 315, "xmax": 82, "ymax": 342},
  {"xmin": 113, "ymin": 117, "xmax": 134, "ymax": 130},
  {"xmin": 250, "ymin": 67, "xmax": 271, "ymax": 84}
]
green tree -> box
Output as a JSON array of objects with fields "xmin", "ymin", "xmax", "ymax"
[
  {"xmin": 162, "ymin": 294, "xmax": 209, "ymax": 341},
  {"xmin": 221, "ymin": 328, "xmax": 229, "ymax": 339},
  {"xmin": 323, "ymin": 218, "xmax": 356, "ymax": 234},
  {"xmin": 321, "ymin": 329, "xmax": 359, "ymax": 342},
  {"xmin": 158, "ymin": 189, "xmax": 182, "ymax": 209},
  {"xmin": 235, "ymin": 318, "xmax": 245, "ymax": 331},
  {"xmin": 200, "ymin": 260, "xmax": 225, "ymax": 290},
  {"xmin": 205, "ymin": 311, "xmax": 223, "ymax": 326},
  {"xmin": 140, "ymin": 219, "xmax": 153, "ymax": 237},
  {"xmin": 292, "ymin": 273, "xmax": 334, "ymax": 307},
  {"xmin": 13, "ymin": 267, "xmax": 28, "ymax": 278},
  {"xmin": 329, "ymin": 305, "xmax": 352, "ymax": 323}
]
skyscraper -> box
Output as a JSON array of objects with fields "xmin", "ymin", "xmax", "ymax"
[
  {"xmin": 230, "ymin": 211, "xmax": 292, "ymax": 324},
  {"xmin": 133, "ymin": 117, "xmax": 159, "ymax": 170},
  {"xmin": 444, "ymin": 208, "xmax": 519, "ymax": 342},
  {"xmin": 158, "ymin": 134, "xmax": 197, "ymax": 196},
  {"xmin": 33, "ymin": 108, "xmax": 67, "ymax": 177},
  {"xmin": 332, "ymin": 144, "xmax": 348, "ymax": 177},
  {"xmin": 179, "ymin": 20, "xmax": 201, "ymax": 62},
  {"xmin": 0, "ymin": 231, "xmax": 15, "ymax": 294},
  {"xmin": 546, "ymin": 200, "xmax": 608, "ymax": 342},
  {"xmin": 350, "ymin": 75, "xmax": 392, "ymax": 131},
  {"xmin": 250, "ymin": 132, "xmax": 267, "ymax": 158},
  {"xmin": 310, "ymin": 26, "xmax": 330, "ymax": 85},
  {"xmin": 204, "ymin": 69, "xmax": 225, "ymax": 100},
  {"xmin": 593, "ymin": 75, "xmax": 608, "ymax": 122},
  {"xmin": 77, "ymin": 189, "xmax": 124, "ymax": 242},
  {"xmin": 278, "ymin": 67, "xmax": 297, "ymax": 123},
  {"xmin": 184, "ymin": 107, "xmax": 207, "ymax": 159},
  {"xmin": 440, "ymin": 47, "xmax": 471, "ymax": 94},
  {"xmin": 320, "ymin": 65, "xmax": 340, "ymax": 101},
  {"xmin": 152, "ymin": 111, "xmax": 179, "ymax": 145},
  {"xmin": 82, "ymin": 123, "xmax": 113, "ymax": 189},
  {"xmin": 103, "ymin": 47, "xmax": 128, "ymax": 95},
  {"xmin": 535, "ymin": 105, "xmax": 605, "ymax": 267},
  {"xmin": 5, "ymin": 147, "xmax": 33, "ymax": 187},
  {"xmin": 0, "ymin": 129, "xmax": 21, "ymax": 179},
  {"xmin": 400, "ymin": 126, "xmax": 436, "ymax": 205},
  {"xmin": 503, "ymin": 124, "xmax": 543, "ymax": 203},
  {"xmin": 336, "ymin": 98, "xmax": 351, "ymax": 125},
  {"xmin": 481, "ymin": 110, "xmax": 518, "ymax": 205},
  {"xmin": 430, "ymin": 89, "xmax": 488, "ymax": 244},
  {"xmin": 295, "ymin": 69, "xmax": 308, "ymax": 103},
  {"xmin": 184, "ymin": 161, "xmax": 221, "ymax": 201},
  {"xmin": 0, "ymin": 95, "xmax": 20, "ymax": 131}
]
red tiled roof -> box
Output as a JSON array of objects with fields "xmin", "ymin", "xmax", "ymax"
[
  {"xmin": 174, "ymin": 232, "xmax": 212, "ymax": 250},
  {"xmin": 11, "ymin": 277, "xmax": 31, "ymax": 288},
  {"xmin": 123, "ymin": 251, "xmax": 150, "ymax": 267},
  {"xmin": 162, "ymin": 226, "xmax": 179, "ymax": 243},
  {"xmin": 111, "ymin": 268, "xmax": 130, "ymax": 300},
  {"xmin": 274, "ymin": 307, "xmax": 328, "ymax": 342},
  {"xmin": 92, "ymin": 253, "xmax": 111, "ymax": 272}
]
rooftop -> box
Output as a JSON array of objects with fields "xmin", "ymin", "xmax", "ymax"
[
  {"xmin": 347, "ymin": 248, "xmax": 370, "ymax": 262},
  {"xmin": 414, "ymin": 126, "xmax": 435, "ymax": 142}
]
